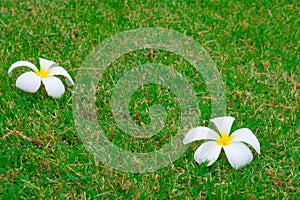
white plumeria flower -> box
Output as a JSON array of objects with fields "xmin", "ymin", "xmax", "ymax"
[
  {"xmin": 183, "ymin": 116, "xmax": 260, "ymax": 169},
  {"xmin": 8, "ymin": 58, "xmax": 74, "ymax": 98}
]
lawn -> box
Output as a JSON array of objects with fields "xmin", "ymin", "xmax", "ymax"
[{"xmin": 0, "ymin": 0, "xmax": 299, "ymax": 199}]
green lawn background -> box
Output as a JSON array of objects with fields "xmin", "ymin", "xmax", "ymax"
[{"xmin": 0, "ymin": 0, "xmax": 299, "ymax": 199}]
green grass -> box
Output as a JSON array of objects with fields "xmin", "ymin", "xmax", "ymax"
[{"xmin": 0, "ymin": 0, "xmax": 299, "ymax": 199}]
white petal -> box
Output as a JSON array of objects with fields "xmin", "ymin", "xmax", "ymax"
[
  {"xmin": 39, "ymin": 58, "xmax": 56, "ymax": 70},
  {"xmin": 49, "ymin": 66, "xmax": 74, "ymax": 85},
  {"xmin": 183, "ymin": 127, "xmax": 219, "ymax": 144},
  {"xmin": 223, "ymin": 142, "xmax": 253, "ymax": 169},
  {"xmin": 211, "ymin": 116, "xmax": 235, "ymax": 134},
  {"xmin": 231, "ymin": 128, "xmax": 260, "ymax": 154},
  {"xmin": 65, "ymin": 78, "xmax": 74, "ymax": 86},
  {"xmin": 8, "ymin": 61, "xmax": 38, "ymax": 76},
  {"xmin": 42, "ymin": 77, "xmax": 65, "ymax": 98},
  {"xmin": 194, "ymin": 141, "xmax": 222, "ymax": 166},
  {"xmin": 15, "ymin": 72, "xmax": 41, "ymax": 93}
]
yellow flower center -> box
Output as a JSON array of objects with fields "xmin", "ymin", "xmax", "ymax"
[
  {"xmin": 217, "ymin": 132, "xmax": 234, "ymax": 146},
  {"xmin": 35, "ymin": 67, "xmax": 50, "ymax": 78}
]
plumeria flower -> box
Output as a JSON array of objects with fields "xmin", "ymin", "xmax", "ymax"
[
  {"xmin": 8, "ymin": 58, "xmax": 74, "ymax": 98},
  {"xmin": 183, "ymin": 116, "xmax": 260, "ymax": 169}
]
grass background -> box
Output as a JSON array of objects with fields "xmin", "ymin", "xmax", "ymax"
[{"xmin": 0, "ymin": 0, "xmax": 299, "ymax": 199}]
